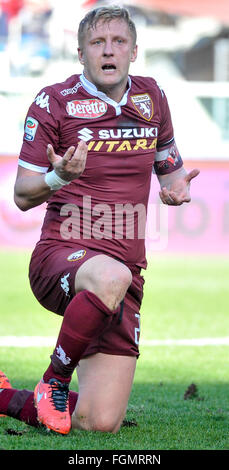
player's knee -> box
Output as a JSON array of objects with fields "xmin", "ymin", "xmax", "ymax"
[
  {"xmin": 76, "ymin": 256, "xmax": 132, "ymax": 311},
  {"xmin": 98, "ymin": 264, "xmax": 132, "ymax": 310},
  {"xmin": 72, "ymin": 402, "xmax": 123, "ymax": 433},
  {"xmin": 92, "ymin": 414, "xmax": 121, "ymax": 433},
  {"xmin": 105, "ymin": 263, "xmax": 132, "ymax": 293},
  {"xmin": 87, "ymin": 411, "xmax": 122, "ymax": 434}
]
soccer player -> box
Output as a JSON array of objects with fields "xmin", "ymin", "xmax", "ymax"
[{"xmin": 10, "ymin": 6, "xmax": 199, "ymax": 434}]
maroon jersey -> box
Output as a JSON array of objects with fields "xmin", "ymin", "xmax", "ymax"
[{"xmin": 19, "ymin": 73, "xmax": 183, "ymax": 268}]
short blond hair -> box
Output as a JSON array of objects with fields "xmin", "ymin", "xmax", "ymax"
[{"xmin": 78, "ymin": 6, "xmax": 137, "ymax": 49}]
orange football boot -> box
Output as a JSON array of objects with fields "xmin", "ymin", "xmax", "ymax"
[
  {"xmin": 34, "ymin": 378, "xmax": 71, "ymax": 434},
  {"xmin": 0, "ymin": 370, "xmax": 12, "ymax": 417}
]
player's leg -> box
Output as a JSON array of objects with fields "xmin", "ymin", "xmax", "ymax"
[
  {"xmin": 32, "ymin": 249, "xmax": 132, "ymax": 434},
  {"xmin": 1, "ymin": 260, "xmax": 142, "ymax": 434},
  {"xmin": 0, "ymin": 362, "xmax": 133, "ymax": 434},
  {"xmin": 74, "ymin": 254, "xmax": 132, "ymax": 310},
  {"xmin": 0, "ymin": 369, "xmax": 79, "ymax": 428},
  {"xmin": 42, "ymin": 254, "xmax": 132, "ymax": 383},
  {"xmin": 71, "ymin": 277, "xmax": 142, "ymax": 434},
  {"xmin": 71, "ymin": 353, "xmax": 136, "ymax": 433}
]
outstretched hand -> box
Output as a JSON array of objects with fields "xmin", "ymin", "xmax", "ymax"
[
  {"xmin": 159, "ymin": 168, "xmax": 200, "ymax": 206},
  {"xmin": 47, "ymin": 140, "xmax": 88, "ymax": 182}
]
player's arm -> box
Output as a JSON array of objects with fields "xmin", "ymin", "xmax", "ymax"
[
  {"xmin": 15, "ymin": 85, "xmax": 87, "ymax": 211},
  {"xmin": 14, "ymin": 166, "xmax": 53, "ymax": 211},
  {"xmin": 14, "ymin": 141, "xmax": 88, "ymax": 211},
  {"xmin": 153, "ymin": 83, "xmax": 199, "ymax": 205},
  {"xmin": 157, "ymin": 165, "xmax": 199, "ymax": 206},
  {"xmin": 154, "ymin": 140, "xmax": 199, "ymax": 206}
]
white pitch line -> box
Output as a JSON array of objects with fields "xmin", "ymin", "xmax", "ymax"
[
  {"xmin": 0, "ymin": 336, "xmax": 56, "ymax": 347},
  {"xmin": 1, "ymin": 336, "xmax": 229, "ymax": 347},
  {"xmin": 141, "ymin": 337, "xmax": 229, "ymax": 346}
]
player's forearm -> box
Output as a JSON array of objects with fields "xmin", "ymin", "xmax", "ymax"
[
  {"xmin": 157, "ymin": 166, "xmax": 187, "ymax": 190},
  {"xmin": 14, "ymin": 174, "xmax": 54, "ymax": 211}
]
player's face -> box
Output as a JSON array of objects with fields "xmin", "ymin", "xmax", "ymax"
[{"xmin": 78, "ymin": 19, "xmax": 137, "ymax": 102}]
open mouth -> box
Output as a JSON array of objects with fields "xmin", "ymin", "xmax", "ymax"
[{"xmin": 102, "ymin": 64, "xmax": 116, "ymax": 71}]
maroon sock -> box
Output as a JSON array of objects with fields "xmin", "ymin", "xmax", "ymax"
[
  {"xmin": 0, "ymin": 388, "xmax": 78, "ymax": 428},
  {"xmin": 43, "ymin": 289, "xmax": 117, "ymax": 384}
]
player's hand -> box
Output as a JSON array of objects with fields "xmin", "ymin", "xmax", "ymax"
[
  {"xmin": 47, "ymin": 140, "xmax": 88, "ymax": 182},
  {"xmin": 159, "ymin": 168, "xmax": 200, "ymax": 205}
]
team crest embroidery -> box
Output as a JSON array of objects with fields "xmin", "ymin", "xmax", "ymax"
[
  {"xmin": 131, "ymin": 94, "xmax": 153, "ymax": 121},
  {"xmin": 67, "ymin": 249, "xmax": 86, "ymax": 261}
]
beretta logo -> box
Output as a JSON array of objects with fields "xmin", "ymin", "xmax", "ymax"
[{"xmin": 66, "ymin": 99, "xmax": 108, "ymax": 119}]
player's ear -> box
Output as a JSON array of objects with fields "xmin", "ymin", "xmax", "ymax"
[
  {"xmin": 78, "ymin": 48, "xmax": 84, "ymax": 65},
  {"xmin": 130, "ymin": 44, "xmax": 138, "ymax": 63}
]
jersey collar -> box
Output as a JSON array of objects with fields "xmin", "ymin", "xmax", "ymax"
[{"xmin": 80, "ymin": 73, "xmax": 131, "ymax": 115}]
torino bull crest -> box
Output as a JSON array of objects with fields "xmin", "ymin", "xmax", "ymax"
[{"xmin": 130, "ymin": 94, "xmax": 153, "ymax": 121}]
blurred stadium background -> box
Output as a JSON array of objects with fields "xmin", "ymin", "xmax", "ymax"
[{"xmin": 0, "ymin": 0, "xmax": 229, "ymax": 254}]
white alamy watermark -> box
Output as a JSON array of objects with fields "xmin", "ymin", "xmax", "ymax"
[{"xmin": 59, "ymin": 196, "xmax": 168, "ymax": 250}]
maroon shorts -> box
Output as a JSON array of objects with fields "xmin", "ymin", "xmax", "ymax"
[{"xmin": 29, "ymin": 242, "xmax": 145, "ymax": 358}]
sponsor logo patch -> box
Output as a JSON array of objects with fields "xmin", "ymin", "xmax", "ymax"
[
  {"xmin": 67, "ymin": 249, "xmax": 86, "ymax": 261},
  {"xmin": 78, "ymin": 127, "xmax": 94, "ymax": 142},
  {"xmin": 24, "ymin": 117, "xmax": 39, "ymax": 141},
  {"xmin": 60, "ymin": 82, "xmax": 82, "ymax": 96},
  {"xmin": 77, "ymin": 127, "xmax": 158, "ymax": 144},
  {"xmin": 131, "ymin": 94, "xmax": 153, "ymax": 121},
  {"xmin": 66, "ymin": 99, "xmax": 108, "ymax": 119}
]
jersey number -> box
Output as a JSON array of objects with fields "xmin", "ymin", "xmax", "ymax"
[{"xmin": 134, "ymin": 313, "xmax": 140, "ymax": 345}]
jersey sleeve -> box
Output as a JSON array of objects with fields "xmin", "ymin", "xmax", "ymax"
[
  {"xmin": 18, "ymin": 87, "xmax": 61, "ymax": 173},
  {"xmin": 153, "ymin": 86, "xmax": 183, "ymax": 175}
]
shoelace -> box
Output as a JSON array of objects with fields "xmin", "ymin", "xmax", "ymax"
[{"xmin": 49, "ymin": 379, "xmax": 69, "ymax": 412}]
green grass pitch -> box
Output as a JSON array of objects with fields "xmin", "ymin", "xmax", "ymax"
[{"xmin": 1, "ymin": 250, "xmax": 229, "ymax": 451}]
